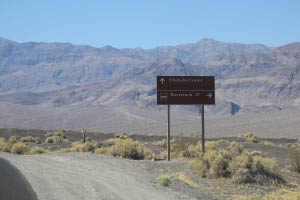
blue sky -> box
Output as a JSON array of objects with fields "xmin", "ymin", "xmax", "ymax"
[{"xmin": 0, "ymin": 0, "xmax": 299, "ymax": 49}]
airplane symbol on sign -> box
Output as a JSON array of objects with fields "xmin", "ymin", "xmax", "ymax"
[
  {"xmin": 160, "ymin": 78, "xmax": 165, "ymax": 84},
  {"xmin": 206, "ymin": 92, "xmax": 213, "ymax": 98}
]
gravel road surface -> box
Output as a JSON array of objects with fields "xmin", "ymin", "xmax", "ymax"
[{"xmin": 0, "ymin": 153, "xmax": 216, "ymax": 200}]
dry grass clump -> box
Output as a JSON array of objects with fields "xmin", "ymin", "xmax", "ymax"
[
  {"xmin": 245, "ymin": 133, "xmax": 260, "ymax": 143},
  {"xmin": 189, "ymin": 142, "xmax": 284, "ymax": 185},
  {"xmin": 288, "ymin": 144, "xmax": 300, "ymax": 173}
]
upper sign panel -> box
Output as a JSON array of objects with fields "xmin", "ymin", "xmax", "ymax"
[{"xmin": 157, "ymin": 76, "xmax": 215, "ymax": 105}]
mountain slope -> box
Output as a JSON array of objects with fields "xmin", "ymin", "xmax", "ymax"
[{"xmin": 0, "ymin": 37, "xmax": 300, "ymax": 117}]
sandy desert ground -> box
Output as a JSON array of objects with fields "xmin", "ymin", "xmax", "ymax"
[{"xmin": 0, "ymin": 102, "xmax": 300, "ymax": 139}]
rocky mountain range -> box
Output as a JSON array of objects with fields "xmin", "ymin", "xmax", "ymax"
[{"xmin": 0, "ymin": 37, "xmax": 300, "ymax": 121}]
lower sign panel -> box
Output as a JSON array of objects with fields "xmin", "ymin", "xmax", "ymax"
[{"xmin": 157, "ymin": 91, "xmax": 215, "ymax": 105}]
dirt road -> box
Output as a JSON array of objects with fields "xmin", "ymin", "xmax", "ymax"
[{"xmin": 0, "ymin": 152, "xmax": 216, "ymax": 200}]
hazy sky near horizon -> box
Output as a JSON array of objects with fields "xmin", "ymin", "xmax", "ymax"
[{"xmin": 0, "ymin": 0, "xmax": 299, "ymax": 49}]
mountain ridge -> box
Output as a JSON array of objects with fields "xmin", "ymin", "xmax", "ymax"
[{"xmin": 0, "ymin": 37, "xmax": 300, "ymax": 117}]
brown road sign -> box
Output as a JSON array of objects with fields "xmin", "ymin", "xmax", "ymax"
[{"xmin": 157, "ymin": 76, "xmax": 215, "ymax": 105}]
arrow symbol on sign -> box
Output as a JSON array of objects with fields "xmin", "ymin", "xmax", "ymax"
[
  {"xmin": 207, "ymin": 92, "xmax": 213, "ymax": 98},
  {"xmin": 160, "ymin": 78, "xmax": 165, "ymax": 84}
]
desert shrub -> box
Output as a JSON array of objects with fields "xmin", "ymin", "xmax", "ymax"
[
  {"xmin": 10, "ymin": 142, "xmax": 31, "ymax": 155},
  {"xmin": 45, "ymin": 136, "xmax": 64, "ymax": 144},
  {"xmin": 0, "ymin": 138, "xmax": 12, "ymax": 152},
  {"xmin": 206, "ymin": 139, "xmax": 231, "ymax": 150},
  {"xmin": 186, "ymin": 141, "xmax": 202, "ymax": 158},
  {"xmin": 153, "ymin": 139, "xmax": 167, "ymax": 148},
  {"xmin": 250, "ymin": 151, "xmax": 263, "ymax": 157},
  {"xmin": 95, "ymin": 147, "xmax": 111, "ymax": 154},
  {"xmin": 30, "ymin": 147, "xmax": 48, "ymax": 154},
  {"xmin": 20, "ymin": 136, "xmax": 39, "ymax": 144},
  {"xmin": 208, "ymin": 150, "xmax": 231, "ymax": 178},
  {"xmin": 171, "ymin": 137, "xmax": 189, "ymax": 155},
  {"xmin": 8, "ymin": 136, "xmax": 18, "ymax": 144},
  {"xmin": 69, "ymin": 142, "xmax": 96, "ymax": 152},
  {"xmin": 170, "ymin": 136, "xmax": 200, "ymax": 158},
  {"xmin": 189, "ymin": 145, "xmax": 284, "ymax": 185},
  {"xmin": 85, "ymin": 137, "xmax": 92, "ymax": 142},
  {"xmin": 263, "ymin": 189, "xmax": 300, "ymax": 200},
  {"xmin": 114, "ymin": 133, "xmax": 128, "ymax": 139},
  {"xmin": 189, "ymin": 158, "xmax": 208, "ymax": 177},
  {"xmin": 156, "ymin": 175, "xmax": 171, "ymax": 186},
  {"xmin": 111, "ymin": 138, "xmax": 154, "ymax": 160},
  {"xmin": 228, "ymin": 142, "xmax": 244, "ymax": 156},
  {"xmin": 0, "ymin": 137, "xmax": 6, "ymax": 151},
  {"xmin": 260, "ymin": 140, "xmax": 275, "ymax": 146},
  {"xmin": 95, "ymin": 138, "xmax": 154, "ymax": 160},
  {"xmin": 230, "ymin": 152, "xmax": 284, "ymax": 185},
  {"xmin": 245, "ymin": 133, "xmax": 260, "ymax": 143},
  {"xmin": 289, "ymin": 145, "xmax": 300, "ymax": 173},
  {"xmin": 253, "ymin": 156, "xmax": 278, "ymax": 172},
  {"xmin": 183, "ymin": 139, "xmax": 234, "ymax": 159},
  {"xmin": 232, "ymin": 189, "xmax": 300, "ymax": 200},
  {"xmin": 45, "ymin": 130, "xmax": 66, "ymax": 138}
]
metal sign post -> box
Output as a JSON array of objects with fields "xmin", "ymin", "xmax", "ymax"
[
  {"xmin": 167, "ymin": 105, "xmax": 171, "ymax": 161},
  {"xmin": 157, "ymin": 76, "xmax": 215, "ymax": 160},
  {"xmin": 201, "ymin": 105, "xmax": 205, "ymax": 153}
]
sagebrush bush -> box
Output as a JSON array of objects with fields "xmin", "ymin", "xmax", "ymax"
[
  {"xmin": 45, "ymin": 136, "xmax": 64, "ymax": 144},
  {"xmin": 189, "ymin": 158, "xmax": 208, "ymax": 177},
  {"xmin": 263, "ymin": 189, "xmax": 300, "ymax": 200},
  {"xmin": 0, "ymin": 137, "xmax": 12, "ymax": 152},
  {"xmin": 20, "ymin": 136, "xmax": 40, "ymax": 144},
  {"xmin": 114, "ymin": 133, "xmax": 128, "ymax": 139},
  {"xmin": 30, "ymin": 147, "xmax": 48, "ymax": 154},
  {"xmin": 232, "ymin": 189, "xmax": 300, "ymax": 200},
  {"xmin": 10, "ymin": 142, "xmax": 31, "ymax": 155},
  {"xmin": 189, "ymin": 143, "xmax": 284, "ymax": 185},
  {"xmin": 171, "ymin": 136, "xmax": 200, "ymax": 158},
  {"xmin": 183, "ymin": 139, "xmax": 235, "ymax": 159},
  {"xmin": 289, "ymin": 145, "xmax": 300, "ymax": 173},
  {"xmin": 95, "ymin": 147, "xmax": 111, "ymax": 154},
  {"xmin": 245, "ymin": 133, "xmax": 260, "ymax": 143},
  {"xmin": 0, "ymin": 137, "xmax": 6, "ymax": 151},
  {"xmin": 70, "ymin": 142, "xmax": 96, "ymax": 152},
  {"xmin": 110, "ymin": 138, "xmax": 153, "ymax": 160},
  {"xmin": 8, "ymin": 136, "xmax": 18, "ymax": 144},
  {"xmin": 45, "ymin": 130, "xmax": 66, "ymax": 138},
  {"xmin": 156, "ymin": 175, "xmax": 171, "ymax": 186}
]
